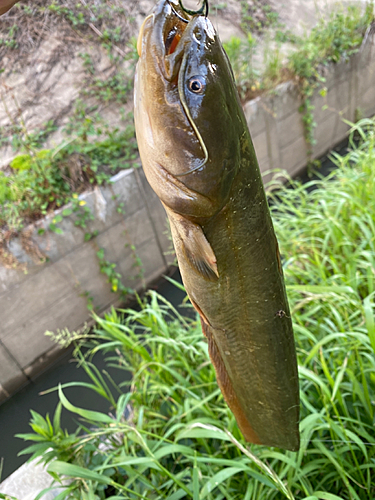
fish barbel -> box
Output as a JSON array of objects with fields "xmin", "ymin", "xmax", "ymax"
[{"xmin": 134, "ymin": 0, "xmax": 300, "ymax": 451}]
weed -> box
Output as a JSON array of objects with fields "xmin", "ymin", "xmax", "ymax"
[
  {"xmin": 0, "ymin": 24, "xmax": 18, "ymax": 49},
  {"xmin": 83, "ymin": 72, "xmax": 133, "ymax": 104},
  {"xmin": 0, "ymin": 109, "xmax": 138, "ymax": 234},
  {"xmin": 10, "ymin": 120, "xmax": 57, "ymax": 152},
  {"xmin": 274, "ymin": 28, "xmax": 300, "ymax": 44},
  {"xmin": 0, "ymin": 0, "xmax": 135, "ymax": 64},
  {"xmin": 66, "ymin": 195, "xmax": 94, "ymax": 230},
  {"xmin": 287, "ymin": 3, "xmax": 374, "ymax": 152},
  {"xmin": 225, "ymin": 2, "xmax": 374, "ymax": 148},
  {"xmin": 96, "ymin": 247, "xmax": 133, "ymax": 297},
  {"xmin": 240, "ymin": 0, "xmax": 279, "ymax": 34},
  {"xmin": 262, "ymin": 43, "xmax": 284, "ymax": 87}
]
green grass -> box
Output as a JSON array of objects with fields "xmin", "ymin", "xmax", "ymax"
[
  {"xmin": 288, "ymin": 4, "xmax": 374, "ymax": 80},
  {"xmin": 16, "ymin": 119, "xmax": 375, "ymax": 499}
]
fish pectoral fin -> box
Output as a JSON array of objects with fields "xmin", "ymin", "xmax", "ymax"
[
  {"xmin": 200, "ymin": 319, "xmax": 262, "ymax": 445},
  {"xmin": 183, "ymin": 233, "xmax": 219, "ymax": 281},
  {"xmin": 167, "ymin": 209, "xmax": 219, "ymax": 281}
]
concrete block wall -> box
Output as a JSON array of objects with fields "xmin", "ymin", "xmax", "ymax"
[
  {"xmin": 0, "ymin": 168, "xmax": 174, "ymax": 403},
  {"xmin": 1, "ymin": 37, "xmax": 374, "ymax": 401},
  {"xmin": 245, "ymin": 38, "xmax": 375, "ymax": 179}
]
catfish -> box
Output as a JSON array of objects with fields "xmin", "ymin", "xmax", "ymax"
[{"xmin": 134, "ymin": 0, "xmax": 300, "ymax": 451}]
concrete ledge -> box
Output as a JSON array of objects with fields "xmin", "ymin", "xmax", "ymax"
[{"xmin": 0, "ymin": 459, "xmax": 62, "ymax": 499}]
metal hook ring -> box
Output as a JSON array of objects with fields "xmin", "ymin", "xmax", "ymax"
[
  {"xmin": 178, "ymin": 0, "xmax": 209, "ymax": 17},
  {"xmin": 166, "ymin": 0, "xmax": 189, "ymax": 23}
]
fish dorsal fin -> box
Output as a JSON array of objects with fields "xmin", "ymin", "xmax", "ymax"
[{"xmin": 166, "ymin": 207, "xmax": 219, "ymax": 282}]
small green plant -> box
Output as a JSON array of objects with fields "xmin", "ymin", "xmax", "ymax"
[
  {"xmin": 83, "ymin": 72, "xmax": 133, "ymax": 104},
  {"xmin": 287, "ymin": 3, "xmax": 374, "ymax": 152},
  {"xmin": 62, "ymin": 194, "xmax": 94, "ymax": 230},
  {"xmin": 262, "ymin": 43, "xmax": 284, "ymax": 87},
  {"xmin": 81, "ymin": 290, "xmax": 95, "ymax": 312},
  {"xmin": 96, "ymin": 247, "xmax": 133, "ymax": 297},
  {"xmin": 0, "ymin": 493, "xmax": 18, "ymax": 500},
  {"xmin": 0, "ymin": 24, "xmax": 18, "ymax": 49},
  {"xmin": 274, "ymin": 28, "xmax": 300, "ymax": 44},
  {"xmin": 225, "ymin": 2, "xmax": 374, "ymax": 151},
  {"xmin": 240, "ymin": 0, "xmax": 279, "ymax": 33},
  {"xmin": 0, "ymin": 116, "xmax": 138, "ymax": 234},
  {"xmin": 48, "ymin": 2, "xmax": 85, "ymax": 26}
]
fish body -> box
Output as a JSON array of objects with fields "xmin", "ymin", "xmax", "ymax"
[{"xmin": 134, "ymin": 0, "xmax": 300, "ymax": 451}]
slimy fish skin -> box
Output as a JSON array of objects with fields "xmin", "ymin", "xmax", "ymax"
[{"xmin": 134, "ymin": 0, "xmax": 300, "ymax": 451}]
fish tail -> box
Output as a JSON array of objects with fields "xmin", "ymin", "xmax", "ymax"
[{"xmin": 200, "ymin": 318, "xmax": 262, "ymax": 445}]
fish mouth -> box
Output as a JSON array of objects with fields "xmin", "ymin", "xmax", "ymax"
[
  {"xmin": 137, "ymin": 0, "xmax": 190, "ymax": 60},
  {"xmin": 163, "ymin": 1, "xmax": 189, "ymax": 55}
]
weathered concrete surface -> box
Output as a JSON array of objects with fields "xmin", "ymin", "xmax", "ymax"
[
  {"xmin": 0, "ymin": 168, "xmax": 171, "ymax": 403},
  {"xmin": 1, "ymin": 0, "xmax": 369, "ymax": 170},
  {"xmin": 269, "ymin": 0, "xmax": 369, "ymax": 37},
  {"xmin": 0, "ymin": 459, "xmax": 63, "ymax": 500},
  {"xmin": 245, "ymin": 35, "xmax": 375, "ymax": 180}
]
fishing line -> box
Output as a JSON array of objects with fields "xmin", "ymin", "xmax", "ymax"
[
  {"xmin": 165, "ymin": 0, "xmax": 210, "ymax": 176},
  {"xmin": 167, "ymin": 0, "xmax": 209, "ymax": 22}
]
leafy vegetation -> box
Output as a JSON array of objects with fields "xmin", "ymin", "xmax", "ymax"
[
  {"xmin": 225, "ymin": 2, "xmax": 374, "ymax": 150},
  {"xmin": 0, "ymin": 0, "xmax": 135, "ymax": 61},
  {"xmin": 224, "ymin": 34, "xmax": 261, "ymax": 98},
  {"xmin": 1, "ymin": 1, "xmax": 373, "ymax": 244},
  {"xmin": 240, "ymin": 0, "xmax": 279, "ymax": 33},
  {"xmin": 289, "ymin": 3, "xmax": 374, "ymax": 151},
  {"xmin": 15, "ymin": 118, "xmax": 375, "ymax": 499},
  {"xmin": 0, "ymin": 0, "xmax": 139, "ymax": 242},
  {"xmin": 0, "ymin": 118, "xmax": 138, "ymax": 233},
  {"xmin": 226, "ymin": 2, "xmax": 374, "ymax": 100}
]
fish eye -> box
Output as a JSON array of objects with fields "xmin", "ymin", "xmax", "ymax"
[{"xmin": 188, "ymin": 76, "xmax": 205, "ymax": 94}]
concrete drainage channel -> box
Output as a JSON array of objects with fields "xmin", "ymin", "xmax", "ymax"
[{"xmin": 0, "ymin": 37, "xmax": 374, "ymax": 499}]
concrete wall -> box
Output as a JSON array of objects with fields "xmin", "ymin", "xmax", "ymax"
[
  {"xmin": 0, "ymin": 168, "xmax": 173, "ymax": 403},
  {"xmin": 0, "ymin": 37, "xmax": 374, "ymax": 402},
  {"xmin": 246, "ymin": 39, "xmax": 375, "ymax": 179}
]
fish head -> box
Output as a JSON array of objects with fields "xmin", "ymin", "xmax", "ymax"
[{"xmin": 135, "ymin": 0, "xmax": 245, "ymax": 213}]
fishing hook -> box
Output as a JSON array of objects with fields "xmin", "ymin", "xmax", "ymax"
[
  {"xmin": 167, "ymin": 0, "xmax": 209, "ymax": 21},
  {"xmin": 166, "ymin": 0, "xmax": 189, "ymax": 23}
]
